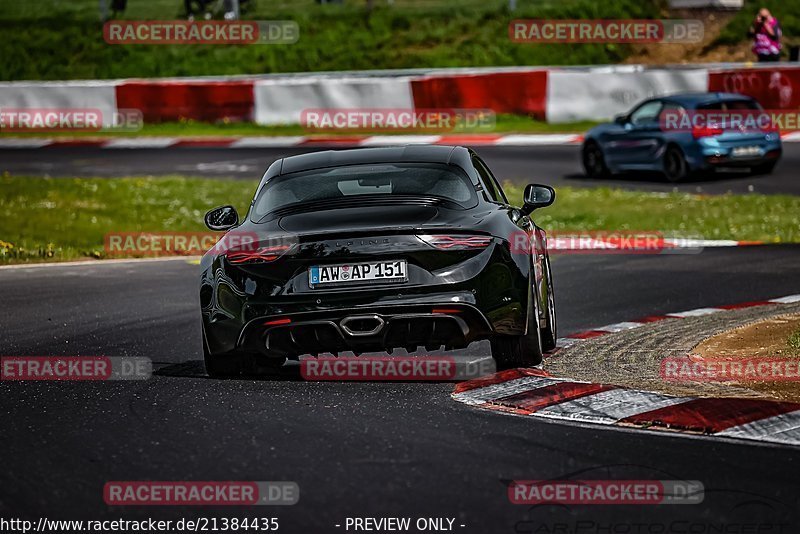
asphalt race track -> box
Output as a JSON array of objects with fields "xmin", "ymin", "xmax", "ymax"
[
  {"xmin": 3, "ymin": 246, "xmax": 800, "ymax": 532},
  {"xmin": 3, "ymin": 143, "xmax": 800, "ymax": 195}
]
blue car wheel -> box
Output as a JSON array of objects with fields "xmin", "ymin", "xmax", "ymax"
[
  {"xmin": 663, "ymin": 145, "xmax": 689, "ymax": 183},
  {"xmin": 582, "ymin": 141, "xmax": 609, "ymax": 178}
]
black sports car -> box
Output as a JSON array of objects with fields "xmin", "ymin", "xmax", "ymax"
[{"xmin": 200, "ymin": 145, "xmax": 557, "ymax": 376}]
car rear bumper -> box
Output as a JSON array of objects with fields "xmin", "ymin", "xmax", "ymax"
[
  {"xmin": 702, "ymin": 148, "xmax": 782, "ymax": 168},
  {"xmin": 252, "ymin": 303, "xmax": 493, "ymax": 355},
  {"xmin": 690, "ymin": 137, "xmax": 782, "ymax": 170},
  {"xmin": 205, "ymin": 299, "xmax": 497, "ymax": 357}
]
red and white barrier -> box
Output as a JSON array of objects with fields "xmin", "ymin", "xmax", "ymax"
[
  {"xmin": 253, "ymin": 77, "xmax": 414, "ymax": 125},
  {"xmin": 411, "ymin": 70, "xmax": 548, "ymax": 120},
  {"xmin": 116, "ymin": 80, "xmax": 255, "ymax": 123},
  {"xmin": 546, "ymin": 66, "xmax": 708, "ymax": 122},
  {"xmin": 0, "ymin": 81, "xmax": 119, "ymax": 127},
  {"xmin": 4, "ymin": 64, "xmax": 800, "ymax": 128},
  {"xmin": 708, "ymin": 66, "xmax": 799, "ymax": 109}
]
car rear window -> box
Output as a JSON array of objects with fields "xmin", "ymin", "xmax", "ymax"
[
  {"xmin": 698, "ymin": 100, "xmax": 762, "ymax": 111},
  {"xmin": 252, "ymin": 162, "xmax": 477, "ymax": 218}
]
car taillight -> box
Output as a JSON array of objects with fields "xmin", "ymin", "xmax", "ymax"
[
  {"xmin": 692, "ymin": 125, "xmax": 723, "ymax": 139},
  {"xmin": 225, "ymin": 244, "xmax": 293, "ymax": 264},
  {"xmin": 419, "ymin": 235, "xmax": 493, "ymax": 250},
  {"xmin": 264, "ymin": 317, "xmax": 291, "ymax": 326}
]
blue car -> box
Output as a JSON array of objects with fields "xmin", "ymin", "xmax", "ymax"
[{"xmin": 582, "ymin": 92, "xmax": 782, "ymax": 182}]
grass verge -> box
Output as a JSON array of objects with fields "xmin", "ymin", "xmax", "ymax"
[
  {"xmin": 502, "ymin": 183, "xmax": 800, "ymax": 244},
  {"xmin": 0, "ymin": 116, "xmax": 598, "ymax": 138},
  {"xmin": 692, "ymin": 313, "xmax": 800, "ymax": 402},
  {"xmin": 0, "ymin": 0, "xmax": 658, "ymax": 80},
  {"xmin": 789, "ymin": 327, "xmax": 800, "ymax": 355},
  {"xmin": 2, "ymin": 175, "xmax": 799, "ymax": 264}
]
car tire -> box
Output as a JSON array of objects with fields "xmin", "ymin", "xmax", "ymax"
[
  {"xmin": 248, "ymin": 354, "xmax": 286, "ymax": 375},
  {"xmin": 582, "ymin": 141, "xmax": 609, "ymax": 178},
  {"xmin": 490, "ymin": 291, "xmax": 543, "ymax": 370},
  {"xmin": 663, "ymin": 145, "xmax": 689, "ymax": 183},
  {"xmin": 540, "ymin": 255, "xmax": 557, "ymax": 353},
  {"xmin": 204, "ymin": 348, "xmax": 244, "ymax": 378},
  {"xmin": 202, "ymin": 327, "xmax": 244, "ymax": 378},
  {"xmin": 752, "ymin": 161, "xmax": 777, "ymax": 175}
]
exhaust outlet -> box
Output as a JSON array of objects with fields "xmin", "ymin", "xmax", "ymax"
[{"xmin": 340, "ymin": 315, "xmax": 385, "ymax": 337}]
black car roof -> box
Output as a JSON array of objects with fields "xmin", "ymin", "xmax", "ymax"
[
  {"xmin": 277, "ymin": 145, "xmax": 466, "ymax": 175},
  {"xmin": 658, "ymin": 92, "xmax": 756, "ymax": 107}
]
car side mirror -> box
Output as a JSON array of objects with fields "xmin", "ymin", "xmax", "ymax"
[
  {"xmin": 614, "ymin": 114, "xmax": 628, "ymax": 125},
  {"xmin": 521, "ymin": 184, "xmax": 555, "ymax": 215},
  {"xmin": 204, "ymin": 205, "xmax": 239, "ymax": 231}
]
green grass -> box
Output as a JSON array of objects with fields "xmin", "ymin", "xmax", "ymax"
[
  {"xmin": 0, "ymin": 175, "xmax": 258, "ymax": 262},
  {"xmin": 789, "ymin": 327, "xmax": 800, "ymax": 355},
  {"xmin": 0, "ymin": 116, "xmax": 599, "ymax": 137},
  {"xmin": 0, "ymin": 0, "xmax": 660, "ymax": 80},
  {"xmin": 503, "ymin": 183, "xmax": 800, "ymax": 244},
  {"xmin": 2, "ymin": 175, "xmax": 799, "ymax": 264}
]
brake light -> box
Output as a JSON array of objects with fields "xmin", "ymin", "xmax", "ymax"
[
  {"xmin": 420, "ymin": 235, "xmax": 493, "ymax": 250},
  {"xmin": 264, "ymin": 317, "xmax": 291, "ymax": 326},
  {"xmin": 226, "ymin": 244, "xmax": 292, "ymax": 264},
  {"xmin": 692, "ymin": 125, "xmax": 723, "ymax": 139},
  {"xmin": 432, "ymin": 308, "xmax": 461, "ymax": 314}
]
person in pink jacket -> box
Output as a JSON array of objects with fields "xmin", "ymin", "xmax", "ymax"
[{"xmin": 749, "ymin": 8, "xmax": 782, "ymax": 62}]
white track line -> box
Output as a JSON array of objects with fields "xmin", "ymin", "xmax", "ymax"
[
  {"xmin": 103, "ymin": 138, "xmax": 178, "ymax": 149},
  {"xmin": 494, "ymin": 134, "xmax": 581, "ymax": 145},
  {"xmin": 664, "ymin": 239, "xmax": 741, "ymax": 248},
  {"xmin": 0, "ymin": 138, "xmax": 54, "ymax": 148},
  {"xmin": 360, "ymin": 135, "xmax": 443, "ymax": 146},
  {"xmin": 230, "ymin": 136, "xmax": 307, "ymax": 148},
  {"xmin": 0, "ymin": 256, "xmax": 200, "ymax": 270}
]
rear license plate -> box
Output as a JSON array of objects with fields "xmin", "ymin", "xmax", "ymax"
[
  {"xmin": 309, "ymin": 260, "xmax": 407, "ymax": 287},
  {"xmin": 731, "ymin": 146, "xmax": 762, "ymax": 158}
]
